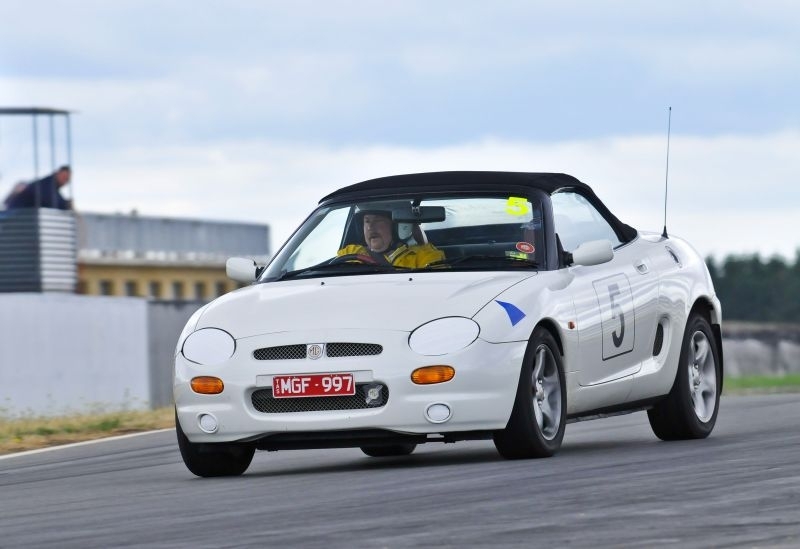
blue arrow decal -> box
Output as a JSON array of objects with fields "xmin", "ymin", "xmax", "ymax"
[{"xmin": 495, "ymin": 300, "xmax": 526, "ymax": 326}]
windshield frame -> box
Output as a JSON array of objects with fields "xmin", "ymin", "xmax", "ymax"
[{"xmin": 259, "ymin": 187, "xmax": 554, "ymax": 283}]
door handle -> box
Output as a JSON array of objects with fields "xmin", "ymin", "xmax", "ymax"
[{"xmin": 635, "ymin": 261, "xmax": 649, "ymax": 274}]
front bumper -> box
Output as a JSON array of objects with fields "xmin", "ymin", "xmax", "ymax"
[{"xmin": 174, "ymin": 328, "xmax": 526, "ymax": 443}]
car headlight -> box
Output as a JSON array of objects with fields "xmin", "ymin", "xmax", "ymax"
[
  {"xmin": 182, "ymin": 328, "xmax": 236, "ymax": 365},
  {"xmin": 175, "ymin": 303, "xmax": 211, "ymax": 356},
  {"xmin": 409, "ymin": 317, "xmax": 480, "ymax": 356}
]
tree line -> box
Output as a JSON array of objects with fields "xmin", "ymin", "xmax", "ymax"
[{"xmin": 706, "ymin": 253, "xmax": 800, "ymax": 323}]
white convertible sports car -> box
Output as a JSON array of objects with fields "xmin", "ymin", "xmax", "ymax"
[{"xmin": 174, "ymin": 171, "xmax": 723, "ymax": 477}]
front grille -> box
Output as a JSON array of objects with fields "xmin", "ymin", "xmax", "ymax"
[
  {"xmin": 253, "ymin": 344, "xmax": 306, "ymax": 361},
  {"xmin": 252, "ymin": 383, "xmax": 389, "ymax": 413},
  {"xmin": 253, "ymin": 342, "xmax": 383, "ymax": 360},
  {"xmin": 326, "ymin": 343, "xmax": 382, "ymax": 357}
]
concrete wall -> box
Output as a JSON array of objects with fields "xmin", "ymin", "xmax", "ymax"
[
  {"xmin": 722, "ymin": 323, "xmax": 800, "ymax": 377},
  {"xmin": 0, "ymin": 294, "xmax": 149, "ymax": 416},
  {"xmin": 0, "ymin": 294, "xmax": 796, "ymax": 417},
  {"xmin": 148, "ymin": 300, "xmax": 204, "ymax": 408}
]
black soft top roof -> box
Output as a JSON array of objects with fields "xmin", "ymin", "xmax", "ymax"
[
  {"xmin": 319, "ymin": 171, "xmax": 637, "ymax": 243},
  {"xmin": 320, "ymin": 171, "xmax": 590, "ymax": 203}
]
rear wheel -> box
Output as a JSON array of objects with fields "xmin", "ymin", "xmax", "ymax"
[
  {"xmin": 493, "ymin": 327, "xmax": 566, "ymax": 459},
  {"xmin": 176, "ymin": 412, "xmax": 255, "ymax": 477},
  {"xmin": 360, "ymin": 444, "xmax": 416, "ymax": 457},
  {"xmin": 648, "ymin": 313, "xmax": 721, "ymax": 440}
]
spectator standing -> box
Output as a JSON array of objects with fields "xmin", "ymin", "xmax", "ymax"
[
  {"xmin": 2, "ymin": 181, "xmax": 27, "ymax": 209},
  {"xmin": 5, "ymin": 165, "xmax": 72, "ymax": 210}
]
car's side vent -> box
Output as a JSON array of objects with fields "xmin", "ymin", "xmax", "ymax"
[
  {"xmin": 653, "ymin": 323, "xmax": 664, "ymax": 356},
  {"xmin": 666, "ymin": 247, "xmax": 682, "ymax": 267}
]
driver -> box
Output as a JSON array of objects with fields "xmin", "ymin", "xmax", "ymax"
[{"xmin": 337, "ymin": 210, "xmax": 444, "ymax": 268}]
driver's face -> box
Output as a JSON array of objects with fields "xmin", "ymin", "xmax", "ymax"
[{"xmin": 363, "ymin": 214, "xmax": 393, "ymax": 253}]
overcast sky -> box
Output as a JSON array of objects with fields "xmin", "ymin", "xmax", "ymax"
[{"xmin": 1, "ymin": 1, "xmax": 798, "ymax": 260}]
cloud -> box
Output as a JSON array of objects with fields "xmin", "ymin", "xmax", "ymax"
[
  {"xmin": 46, "ymin": 131, "xmax": 799, "ymax": 260},
  {"xmin": 1, "ymin": 2, "xmax": 798, "ymax": 145},
  {"xmin": 0, "ymin": 2, "xmax": 797, "ymax": 264}
]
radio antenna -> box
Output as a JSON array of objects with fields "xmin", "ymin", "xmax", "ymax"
[{"xmin": 661, "ymin": 106, "xmax": 672, "ymax": 239}]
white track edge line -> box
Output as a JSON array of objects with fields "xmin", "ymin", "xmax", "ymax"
[{"xmin": 0, "ymin": 428, "xmax": 175, "ymax": 461}]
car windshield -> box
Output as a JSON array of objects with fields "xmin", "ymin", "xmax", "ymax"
[{"xmin": 260, "ymin": 194, "xmax": 545, "ymax": 282}]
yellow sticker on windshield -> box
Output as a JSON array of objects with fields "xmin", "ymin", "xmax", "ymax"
[
  {"xmin": 506, "ymin": 196, "xmax": 530, "ymax": 216},
  {"xmin": 505, "ymin": 251, "xmax": 528, "ymax": 260}
]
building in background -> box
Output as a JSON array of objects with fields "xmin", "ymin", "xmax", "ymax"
[
  {"xmin": 0, "ymin": 208, "xmax": 270, "ymax": 298},
  {"xmin": 0, "ymin": 107, "xmax": 271, "ymax": 300},
  {"xmin": 76, "ymin": 212, "xmax": 270, "ymax": 300}
]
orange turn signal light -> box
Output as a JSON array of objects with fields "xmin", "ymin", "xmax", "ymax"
[
  {"xmin": 411, "ymin": 366, "xmax": 455, "ymax": 385},
  {"xmin": 191, "ymin": 376, "xmax": 224, "ymax": 394}
]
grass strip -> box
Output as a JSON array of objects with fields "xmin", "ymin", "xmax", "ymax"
[
  {"xmin": 0, "ymin": 407, "xmax": 174, "ymax": 456},
  {"xmin": 723, "ymin": 374, "xmax": 800, "ymax": 393},
  {"xmin": 2, "ymin": 376, "xmax": 799, "ymax": 456}
]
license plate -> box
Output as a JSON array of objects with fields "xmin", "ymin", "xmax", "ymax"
[{"xmin": 272, "ymin": 373, "xmax": 355, "ymax": 398}]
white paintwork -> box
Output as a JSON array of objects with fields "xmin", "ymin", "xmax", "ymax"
[
  {"xmin": 175, "ymin": 230, "xmax": 718, "ymax": 443},
  {"xmin": 226, "ymin": 257, "xmax": 257, "ymax": 283},
  {"xmin": 570, "ymin": 239, "xmax": 661, "ymax": 387},
  {"xmin": 182, "ymin": 328, "xmax": 236, "ymax": 365},
  {"xmin": 196, "ymin": 272, "xmax": 535, "ymax": 337},
  {"xmin": 572, "ymin": 239, "xmax": 614, "ymax": 266},
  {"xmin": 408, "ymin": 317, "xmax": 480, "ymax": 356}
]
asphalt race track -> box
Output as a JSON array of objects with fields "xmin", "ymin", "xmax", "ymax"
[{"xmin": 1, "ymin": 394, "xmax": 798, "ymax": 548}]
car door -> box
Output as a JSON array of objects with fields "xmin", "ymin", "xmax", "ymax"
[{"xmin": 552, "ymin": 191, "xmax": 659, "ymax": 387}]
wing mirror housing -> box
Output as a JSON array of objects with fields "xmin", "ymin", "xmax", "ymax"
[
  {"xmin": 567, "ymin": 239, "xmax": 614, "ymax": 267},
  {"xmin": 226, "ymin": 257, "xmax": 258, "ymax": 283}
]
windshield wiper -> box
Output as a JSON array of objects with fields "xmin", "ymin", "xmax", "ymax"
[
  {"xmin": 426, "ymin": 255, "xmax": 539, "ymax": 270},
  {"xmin": 275, "ymin": 260, "xmax": 411, "ymax": 281}
]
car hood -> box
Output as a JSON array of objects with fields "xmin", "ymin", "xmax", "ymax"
[{"xmin": 196, "ymin": 271, "xmax": 536, "ymax": 338}]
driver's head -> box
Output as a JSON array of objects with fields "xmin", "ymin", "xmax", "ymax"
[
  {"xmin": 363, "ymin": 212, "xmax": 393, "ymax": 253},
  {"xmin": 55, "ymin": 165, "xmax": 71, "ymax": 187}
]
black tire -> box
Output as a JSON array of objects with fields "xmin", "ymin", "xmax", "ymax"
[
  {"xmin": 493, "ymin": 327, "xmax": 566, "ymax": 459},
  {"xmin": 648, "ymin": 313, "xmax": 721, "ymax": 441},
  {"xmin": 360, "ymin": 444, "xmax": 417, "ymax": 457},
  {"xmin": 175, "ymin": 412, "xmax": 255, "ymax": 477}
]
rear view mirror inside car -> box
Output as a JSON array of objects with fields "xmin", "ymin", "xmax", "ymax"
[{"xmin": 392, "ymin": 205, "xmax": 446, "ymax": 223}]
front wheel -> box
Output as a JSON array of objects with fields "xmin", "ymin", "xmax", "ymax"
[
  {"xmin": 648, "ymin": 313, "xmax": 721, "ymax": 440},
  {"xmin": 493, "ymin": 327, "xmax": 566, "ymax": 459},
  {"xmin": 176, "ymin": 412, "xmax": 255, "ymax": 477}
]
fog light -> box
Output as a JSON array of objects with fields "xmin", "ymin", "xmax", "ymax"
[
  {"xmin": 425, "ymin": 403, "xmax": 451, "ymax": 423},
  {"xmin": 191, "ymin": 376, "xmax": 224, "ymax": 394},
  {"xmin": 411, "ymin": 366, "xmax": 455, "ymax": 385},
  {"xmin": 198, "ymin": 413, "xmax": 218, "ymax": 433}
]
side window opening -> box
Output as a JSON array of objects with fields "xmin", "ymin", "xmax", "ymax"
[{"xmin": 551, "ymin": 191, "xmax": 622, "ymax": 252}]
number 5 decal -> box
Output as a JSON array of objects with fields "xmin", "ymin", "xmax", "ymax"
[
  {"xmin": 593, "ymin": 274, "xmax": 635, "ymax": 360},
  {"xmin": 608, "ymin": 283, "xmax": 625, "ymax": 347}
]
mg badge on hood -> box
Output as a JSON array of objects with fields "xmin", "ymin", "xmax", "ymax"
[{"xmin": 307, "ymin": 344, "xmax": 324, "ymax": 360}]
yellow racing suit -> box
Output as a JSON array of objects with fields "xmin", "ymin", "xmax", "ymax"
[{"xmin": 337, "ymin": 243, "xmax": 445, "ymax": 268}]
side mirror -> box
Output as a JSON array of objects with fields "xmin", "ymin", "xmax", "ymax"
[
  {"xmin": 570, "ymin": 239, "xmax": 614, "ymax": 267},
  {"xmin": 226, "ymin": 257, "xmax": 257, "ymax": 283}
]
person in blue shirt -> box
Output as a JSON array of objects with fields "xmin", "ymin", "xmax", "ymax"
[{"xmin": 4, "ymin": 165, "xmax": 72, "ymax": 210}]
